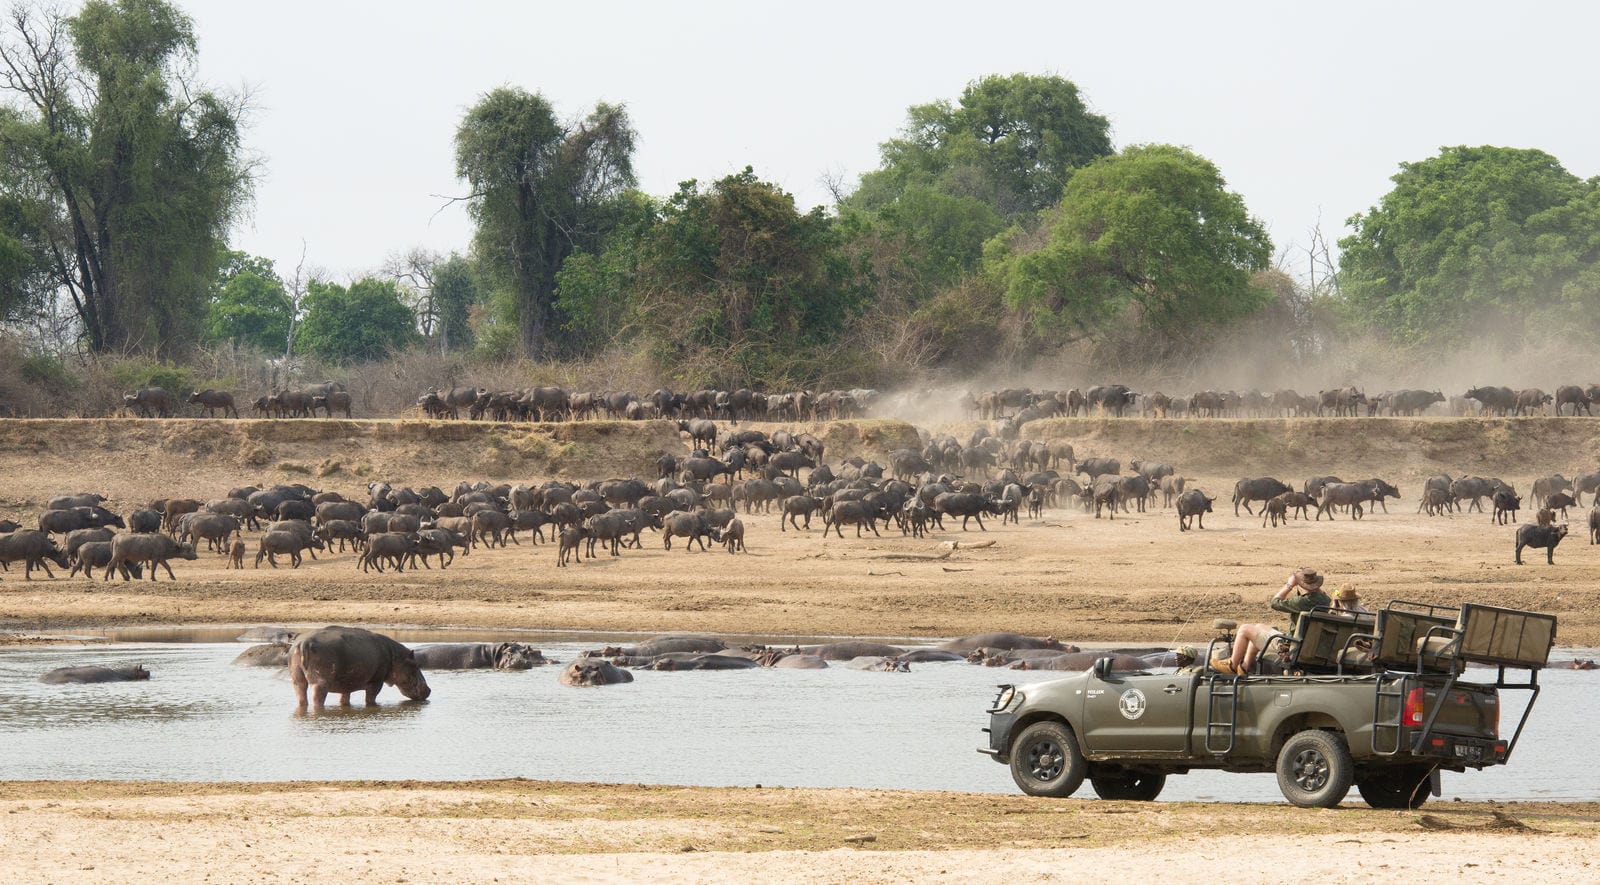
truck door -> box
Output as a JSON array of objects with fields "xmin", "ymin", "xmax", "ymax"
[{"xmin": 1079, "ymin": 671, "xmax": 1193, "ymax": 755}]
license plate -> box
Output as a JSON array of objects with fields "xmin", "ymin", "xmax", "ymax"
[{"xmin": 1454, "ymin": 744, "xmax": 1483, "ymax": 759}]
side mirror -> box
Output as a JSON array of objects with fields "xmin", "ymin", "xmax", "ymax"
[{"xmin": 1092, "ymin": 656, "xmax": 1114, "ymax": 681}]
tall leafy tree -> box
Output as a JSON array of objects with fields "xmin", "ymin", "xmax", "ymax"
[
  {"xmin": 1339, "ymin": 145, "xmax": 1600, "ymax": 345},
  {"xmin": 204, "ymin": 251, "xmax": 290, "ymax": 351},
  {"xmin": 296, "ymin": 277, "xmax": 420, "ymax": 363},
  {"xmin": 624, "ymin": 168, "xmax": 865, "ymax": 384},
  {"xmin": 454, "ymin": 88, "xmax": 635, "ymax": 358},
  {"xmin": 0, "ymin": 0, "xmax": 251, "ymax": 354},
  {"xmin": 994, "ymin": 144, "xmax": 1272, "ymax": 350},
  {"xmin": 849, "ymin": 73, "xmax": 1112, "ymax": 221}
]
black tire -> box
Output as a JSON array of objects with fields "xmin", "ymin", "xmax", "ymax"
[
  {"xmin": 1090, "ymin": 770, "xmax": 1167, "ymax": 801},
  {"xmin": 1275, "ymin": 730, "xmax": 1353, "ymax": 808},
  {"xmin": 1009, "ymin": 721, "xmax": 1087, "ymax": 798},
  {"xmin": 1356, "ymin": 766, "xmax": 1433, "ymax": 809}
]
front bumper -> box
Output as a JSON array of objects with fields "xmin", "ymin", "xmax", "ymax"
[{"xmin": 979, "ymin": 710, "xmax": 1019, "ymax": 762}]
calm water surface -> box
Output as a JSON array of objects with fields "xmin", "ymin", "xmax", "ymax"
[{"xmin": 1, "ymin": 636, "xmax": 1594, "ymax": 802}]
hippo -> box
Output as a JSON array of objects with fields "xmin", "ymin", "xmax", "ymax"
[
  {"xmin": 288, "ymin": 626, "xmax": 431, "ymax": 710},
  {"xmin": 802, "ymin": 641, "xmax": 906, "ymax": 661},
  {"xmin": 768, "ymin": 653, "xmax": 828, "ymax": 669},
  {"xmin": 1009, "ymin": 652, "xmax": 1150, "ymax": 672},
  {"xmin": 897, "ymin": 649, "xmax": 967, "ymax": 663},
  {"xmin": 1559, "ymin": 659, "xmax": 1599, "ymax": 670},
  {"xmin": 970, "ymin": 647, "xmax": 1077, "ymax": 665},
  {"xmin": 845, "ymin": 655, "xmax": 911, "ymax": 672},
  {"xmin": 645, "ymin": 653, "xmax": 761, "ymax": 671},
  {"xmin": 237, "ymin": 626, "xmax": 296, "ymax": 644},
  {"xmin": 232, "ymin": 643, "xmax": 291, "ymax": 667},
  {"xmin": 936, "ymin": 633, "xmax": 1073, "ymax": 652},
  {"xmin": 39, "ymin": 664, "xmax": 150, "ymax": 684},
  {"xmin": 589, "ymin": 635, "xmax": 728, "ymax": 658},
  {"xmin": 412, "ymin": 642, "xmax": 549, "ymax": 670},
  {"xmin": 560, "ymin": 658, "xmax": 634, "ymax": 686}
]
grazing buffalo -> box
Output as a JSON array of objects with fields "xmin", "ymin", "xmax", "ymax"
[
  {"xmin": 39, "ymin": 664, "xmax": 150, "ymax": 684},
  {"xmin": 0, "ymin": 530, "xmax": 70, "ymax": 578},
  {"xmin": 1076, "ymin": 458, "xmax": 1121, "ymax": 481},
  {"xmin": 1176, "ymin": 489, "xmax": 1214, "ymax": 531},
  {"xmin": 560, "ymin": 659, "xmax": 634, "ymax": 686},
  {"xmin": 105, "ymin": 533, "xmax": 197, "ymax": 581},
  {"xmin": 1515, "ymin": 524, "xmax": 1568, "ymax": 565},
  {"xmin": 289, "ymin": 626, "xmax": 431, "ymax": 710},
  {"xmin": 412, "ymin": 643, "xmax": 549, "ymax": 670}
]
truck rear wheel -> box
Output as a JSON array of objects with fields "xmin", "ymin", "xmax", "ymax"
[
  {"xmin": 1356, "ymin": 766, "xmax": 1432, "ymax": 809},
  {"xmin": 1009, "ymin": 721, "xmax": 1087, "ymax": 798},
  {"xmin": 1090, "ymin": 770, "xmax": 1166, "ymax": 801},
  {"xmin": 1275, "ymin": 730, "xmax": 1353, "ymax": 808}
]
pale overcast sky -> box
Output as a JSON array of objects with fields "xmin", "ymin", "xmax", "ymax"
[{"xmin": 183, "ymin": 0, "xmax": 1600, "ymax": 281}]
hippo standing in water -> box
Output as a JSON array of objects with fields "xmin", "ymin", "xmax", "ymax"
[
  {"xmin": 412, "ymin": 643, "xmax": 550, "ymax": 670},
  {"xmin": 233, "ymin": 643, "xmax": 291, "ymax": 667},
  {"xmin": 40, "ymin": 664, "xmax": 150, "ymax": 684},
  {"xmin": 288, "ymin": 626, "xmax": 431, "ymax": 710},
  {"xmin": 560, "ymin": 658, "xmax": 634, "ymax": 686}
]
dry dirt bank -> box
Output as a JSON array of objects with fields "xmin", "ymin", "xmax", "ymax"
[
  {"xmin": 0, "ymin": 781, "xmax": 1595, "ymax": 882},
  {"xmin": 0, "ymin": 417, "xmax": 1598, "ymax": 646}
]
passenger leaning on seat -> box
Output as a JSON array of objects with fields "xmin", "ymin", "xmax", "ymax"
[{"xmin": 1214, "ymin": 624, "xmax": 1293, "ymax": 674}]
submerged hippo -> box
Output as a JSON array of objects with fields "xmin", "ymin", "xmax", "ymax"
[
  {"xmin": 233, "ymin": 643, "xmax": 291, "ymax": 667},
  {"xmin": 897, "ymin": 648, "xmax": 966, "ymax": 663},
  {"xmin": 802, "ymin": 641, "xmax": 906, "ymax": 661},
  {"xmin": 39, "ymin": 664, "xmax": 150, "ymax": 684},
  {"xmin": 937, "ymin": 633, "xmax": 1075, "ymax": 653},
  {"xmin": 846, "ymin": 655, "xmax": 911, "ymax": 672},
  {"xmin": 969, "ymin": 647, "xmax": 1072, "ymax": 665},
  {"xmin": 590, "ymin": 635, "xmax": 727, "ymax": 658},
  {"xmin": 560, "ymin": 658, "xmax": 634, "ymax": 686},
  {"xmin": 768, "ymin": 653, "xmax": 828, "ymax": 669},
  {"xmin": 412, "ymin": 642, "xmax": 549, "ymax": 670},
  {"xmin": 1560, "ymin": 659, "xmax": 1599, "ymax": 670},
  {"xmin": 1009, "ymin": 652, "xmax": 1150, "ymax": 672},
  {"xmin": 237, "ymin": 626, "xmax": 296, "ymax": 643},
  {"xmin": 645, "ymin": 653, "xmax": 760, "ymax": 671},
  {"xmin": 288, "ymin": 626, "xmax": 431, "ymax": 710}
]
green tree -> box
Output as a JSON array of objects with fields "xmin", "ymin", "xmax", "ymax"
[
  {"xmin": 1338, "ymin": 145, "xmax": 1600, "ymax": 345},
  {"xmin": 0, "ymin": 0, "xmax": 251, "ymax": 354},
  {"xmin": 626, "ymin": 168, "xmax": 866, "ymax": 384},
  {"xmin": 994, "ymin": 144, "xmax": 1272, "ymax": 350},
  {"xmin": 454, "ymin": 88, "xmax": 635, "ymax": 357},
  {"xmin": 296, "ymin": 277, "xmax": 420, "ymax": 363},
  {"xmin": 204, "ymin": 253, "xmax": 290, "ymax": 351},
  {"xmin": 848, "ymin": 73, "xmax": 1112, "ymax": 221}
]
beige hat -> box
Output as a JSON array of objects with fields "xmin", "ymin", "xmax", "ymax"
[
  {"xmin": 1294, "ymin": 567, "xmax": 1324, "ymax": 590},
  {"xmin": 1175, "ymin": 645, "xmax": 1199, "ymax": 659},
  {"xmin": 1333, "ymin": 585, "xmax": 1360, "ymax": 602}
]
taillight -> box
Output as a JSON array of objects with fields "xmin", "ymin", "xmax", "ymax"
[{"xmin": 1403, "ymin": 687, "xmax": 1426, "ymax": 727}]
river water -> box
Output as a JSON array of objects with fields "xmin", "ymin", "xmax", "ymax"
[{"xmin": 1, "ymin": 631, "xmax": 1594, "ymax": 802}]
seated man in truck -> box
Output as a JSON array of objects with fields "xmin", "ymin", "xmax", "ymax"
[
  {"xmin": 1212, "ymin": 624, "xmax": 1293, "ymax": 674},
  {"xmin": 1270, "ymin": 568, "xmax": 1330, "ymax": 632},
  {"xmin": 1172, "ymin": 646, "xmax": 1201, "ymax": 673}
]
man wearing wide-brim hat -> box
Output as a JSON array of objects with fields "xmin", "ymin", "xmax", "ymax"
[
  {"xmin": 1332, "ymin": 584, "xmax": 1369, "ymax": 614},
  {"xmin": 1271, "ymin": 567, "xmax": 1331, "ymax": 632}
]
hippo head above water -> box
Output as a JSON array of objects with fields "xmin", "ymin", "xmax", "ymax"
[
  {"xmin": 560, "ymin": 659, "xmax": 634, "ymax": 686},
  {"xmin": 494, "ymin": 643, "xmax": 546, "ymax": 670}
]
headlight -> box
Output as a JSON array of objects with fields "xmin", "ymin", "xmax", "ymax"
[{"xmin": 992, "ymin": 685, "xmax": 1020, "ymax": 711}]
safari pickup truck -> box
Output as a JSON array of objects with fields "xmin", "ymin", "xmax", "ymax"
[{"xmin": 980, "ymin": 601, "xmax": 1555, "ymax": 807}]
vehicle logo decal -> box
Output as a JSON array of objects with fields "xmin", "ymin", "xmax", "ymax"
[{"xmin": 1119, "ymin": 688, "xmax": 1147, "ymax": 720}]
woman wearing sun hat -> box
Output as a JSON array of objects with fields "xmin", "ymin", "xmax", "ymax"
[
  {"xmin": 1270, "ymin": 567, "xmax": 1330, "ymax": 632},
  {"xmin": 1331, "ymin": 585, "xmax": 1369, "ymax": 614}
]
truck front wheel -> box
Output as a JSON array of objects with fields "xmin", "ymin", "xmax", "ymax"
[
  {"xmin": 1009, "ymin": 721, "xmax": 1087, "ymax": 798},
  {"xmin": 1356, "ymin": 765, "xmax": 1433, "ymax": 809},
  {"xmin": 1090, "ymin": 770, "xmax": 1167, "ymax": 801},
  {"xmin": 1275, "ymin": 730, "xmax": 1353, "ymax": 808}
]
